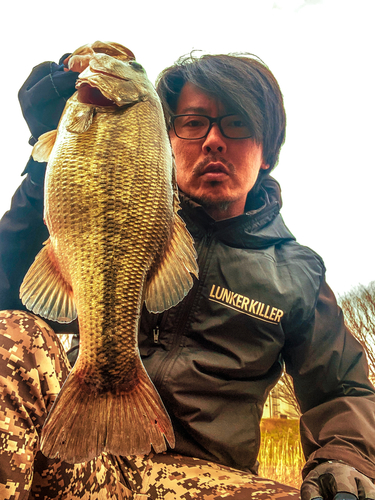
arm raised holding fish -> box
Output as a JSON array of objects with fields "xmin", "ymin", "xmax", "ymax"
[{"xmin": 0, "ymin": 42, "xmax": 375, "ymax": 500}]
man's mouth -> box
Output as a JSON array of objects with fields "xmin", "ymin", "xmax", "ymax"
[{"xmin": 200, "ymin": 162, "xmax": 230, "ymax": 181}]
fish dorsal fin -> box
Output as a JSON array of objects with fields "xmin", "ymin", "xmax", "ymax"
[
  {"xmin": 20, "ymin": 239, "xmax": 77, "ymax": 323},
  {"xmin": 32, "ymin": 130, "xmax": 58, "ymax": 162},
  {"xmin": 145, "ymin": 195, "xmax": 198, "ymax": 313},
  {"xmin": 66, "ymin": 104, "xmax": 95, "ymax": 134}
]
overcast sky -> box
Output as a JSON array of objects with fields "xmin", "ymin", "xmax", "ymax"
[{"xmin": 1, "ymin": 0, "xmax": 374, "ymax": 296}]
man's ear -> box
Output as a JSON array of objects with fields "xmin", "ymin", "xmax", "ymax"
[{"xmin": 261, "ymin": 162, "xmax": 270, "ymax": 171}]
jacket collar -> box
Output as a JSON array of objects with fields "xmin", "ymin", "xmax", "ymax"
[{"xmin": 179, "ymin": 176, "xmax": 296, "ymax": 249}]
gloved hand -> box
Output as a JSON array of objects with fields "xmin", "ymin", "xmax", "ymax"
[
  {"xmin": 19, "ymin": 53, "xmax": 79, "ymax": 145},
  {"xmin": 301, "ymin": 461, "xmax": 375, "ymax": 500},
  {"xmin": 18, "ymin": 53, "xmax": 79, "ymax": 185}
]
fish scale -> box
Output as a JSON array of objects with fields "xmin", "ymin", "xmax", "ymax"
[{"xmin": 20, "ymin": 43, "xmax": 198, "ymax": 463}]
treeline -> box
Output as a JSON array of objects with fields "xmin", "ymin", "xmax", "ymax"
[{"xmin": 339, "ymin": 281, "xmax": 375, "ymax": 384}]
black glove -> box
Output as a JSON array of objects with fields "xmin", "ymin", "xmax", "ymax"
[
  {"xmin": 18, "ymin": 53, "xmax": 80, "ymax": 185},
  {"xmin": 301, "ymin": 461, "xmax": 375, "ymax": 500},
  {"xmin": 19, "ymin": 53, "xmax": 79, "ymax": 145}
]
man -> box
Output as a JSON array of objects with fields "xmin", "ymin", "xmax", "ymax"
[{"xmin": 0, "ymin": 43, "xmax": 374, "ymax": 499}]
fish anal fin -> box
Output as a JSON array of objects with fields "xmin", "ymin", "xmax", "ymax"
[
  {"xmin": 40, "ymin": 360, "xmax": 175, "ymax": 463},
  {"xmin": 145, "ymin": 209, "xmax": 198, "ymax": 314},
  {"xmin": 32, "ymin": 130, "xmax": 58, "ymax": 162},
  {"xmin": 20, "ymin": 239, "xmax": 77, "ymax": 323}
]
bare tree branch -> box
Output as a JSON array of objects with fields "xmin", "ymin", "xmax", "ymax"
[
  {"xmin": 338, "ymin": 281, "xmax": 375, "ymax": 384},
  {"xmin": 273, "ymin": 280, "xmax": 375, "ymax": 416},
  {"xmin": 275, "ymin": 370, "xmax": 302, "ymax": 417}
]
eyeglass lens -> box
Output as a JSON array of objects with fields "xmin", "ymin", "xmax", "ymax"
[{"xmin": 173, "ymin": 115, "xmax": 252, "ymax": 139}]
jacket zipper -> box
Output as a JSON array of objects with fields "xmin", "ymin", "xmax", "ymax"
[
  {"xmin": 153, "ymin": 325, "xmax": 160, "ymax": 344},
  {"xmin": 150, "ymin": 201, "xmax": 282, "ymax": 386},
  {"xmin": 152, "ymin": 227, "xmax": 215, "ymax": 388}
]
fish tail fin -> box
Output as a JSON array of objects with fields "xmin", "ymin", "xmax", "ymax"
[
  {"xmin": 40, "ymin": 362, "xmax": 175, "ymax": 463},
  {"xmin": 105, "ymin": 366, "xmax": 175, "ymax": 457}
]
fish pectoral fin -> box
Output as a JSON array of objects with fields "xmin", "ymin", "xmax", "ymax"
[
  {"xmin": 20, "ymin": 238, "xmax": 77, "ymax": 323},
  {"xmin": 145, "ymin": 209, "xmax": 198, "ymax": 313},
  {"xmin": 32, "ymin": 130, "xmax": 58, "ymax": 162},
  {"xmin": 65, "ymin": 104, "xmax": 95, "ymax": 134}
]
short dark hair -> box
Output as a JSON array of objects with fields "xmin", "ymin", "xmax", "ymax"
[{"xmin": 156, "ymin": 53, "xmax": 286, "ymax": 171}]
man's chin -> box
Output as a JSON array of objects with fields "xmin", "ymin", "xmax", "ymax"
[{"xmin": 189, "ymin": 193, "xmax": 233, "ymax": 212}]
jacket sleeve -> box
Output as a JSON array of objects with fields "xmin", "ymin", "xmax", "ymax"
[
  {"xmin": 0, "ymin": 54, "xmax": 79, "ymax": 318},
  {"xmin": 0, "ymin": 174, "xmax": 47, "ymax": 311},
  {"xmin": 282, "ymin": 277, "xmax": 375, "ymax": 480}
]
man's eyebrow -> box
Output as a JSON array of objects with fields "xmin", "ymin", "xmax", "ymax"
[{"xmin": 177, "ymin": 106, "xmax": 209, "ymax": 114}]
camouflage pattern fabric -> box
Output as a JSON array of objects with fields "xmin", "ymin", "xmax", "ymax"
[
  {"xmin": 120, "ymin": 453, "xmax": 300, "ymax": 499},
  {"xmin": 0, "ymin": 310, "xmax": 300, "ymax": 499}
]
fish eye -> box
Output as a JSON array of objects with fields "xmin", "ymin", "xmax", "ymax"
[{"xmin": 129, "ymin": 61, "xmax": 144, "ymax": 72}]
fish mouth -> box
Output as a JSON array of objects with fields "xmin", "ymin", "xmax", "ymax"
[
  {"xmin": 76, "ymin": 83, "xmax": 117, "ymax": 107},
  {"xmin": 76, "ymin": 66, "xmax": 131, "ymax": 107}
]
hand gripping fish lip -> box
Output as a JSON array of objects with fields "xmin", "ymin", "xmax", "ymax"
[{"xmin": 76, "ymin": 57, "xmax": 144, "ymax": 107}]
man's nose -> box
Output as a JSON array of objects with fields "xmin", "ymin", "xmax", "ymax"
[{"xmin": 202, "ymin": 124, "xmax": 227, "ymax": 154}]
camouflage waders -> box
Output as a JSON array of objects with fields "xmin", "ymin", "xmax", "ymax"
[{"xmin": 0, "ymin": 310, "xmax": 300, "ymax": 499}]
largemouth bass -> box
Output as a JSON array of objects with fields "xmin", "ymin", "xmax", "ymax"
[{"xmin": 20, "ymin": 41, "xmax": 198, "ymax": 464}]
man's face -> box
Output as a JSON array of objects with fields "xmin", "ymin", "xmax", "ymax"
[{"xmin": 169, "ymin": 82, "xmax": 269, "ymax": 220}]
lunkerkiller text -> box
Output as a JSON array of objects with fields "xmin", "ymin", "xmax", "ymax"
[{"xmin": 209, "ymin": 284, "xmax": 284, "ymax": 325}]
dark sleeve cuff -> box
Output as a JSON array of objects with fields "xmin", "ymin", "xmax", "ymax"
[{"xmin": 21, "ymin": 156, "xmax": 47, "ymax": 186}]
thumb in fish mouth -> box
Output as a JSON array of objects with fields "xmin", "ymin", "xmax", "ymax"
[
  {"xmin": 67, "ymin": 53, "xmax": 94, "ymax": 74},
  {"xmin": 65, "ymin": 41, "xmax": 136, "ymax": 73}
]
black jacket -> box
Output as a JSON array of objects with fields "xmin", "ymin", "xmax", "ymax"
[
  {"xmin": 139, "ymin": 183, "xmax": 375, "ymax": 477},
  {"xmin": 1, "ymin": 173, "xmax": 374, "ymax": 477}
]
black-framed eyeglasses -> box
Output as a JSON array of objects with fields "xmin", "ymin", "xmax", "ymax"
[{"xmin": 171, "ymin": 114, "xmax": 253, "ymax": 140}]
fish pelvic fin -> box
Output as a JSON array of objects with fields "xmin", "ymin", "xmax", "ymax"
[
  {"xmin": 32, "ymin": 130, "xmax": 58, "ymax": 162},
  {"xmin": 145, "ymin": 205, "xmax": 199, "ymax": 314},
  {"xmin": 40, "ymin": 361, "xmax": 175, "ymax": 463},
  {"xmin": 20, "ymin": 238, "xmax": 77, "ymax": 323}
]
